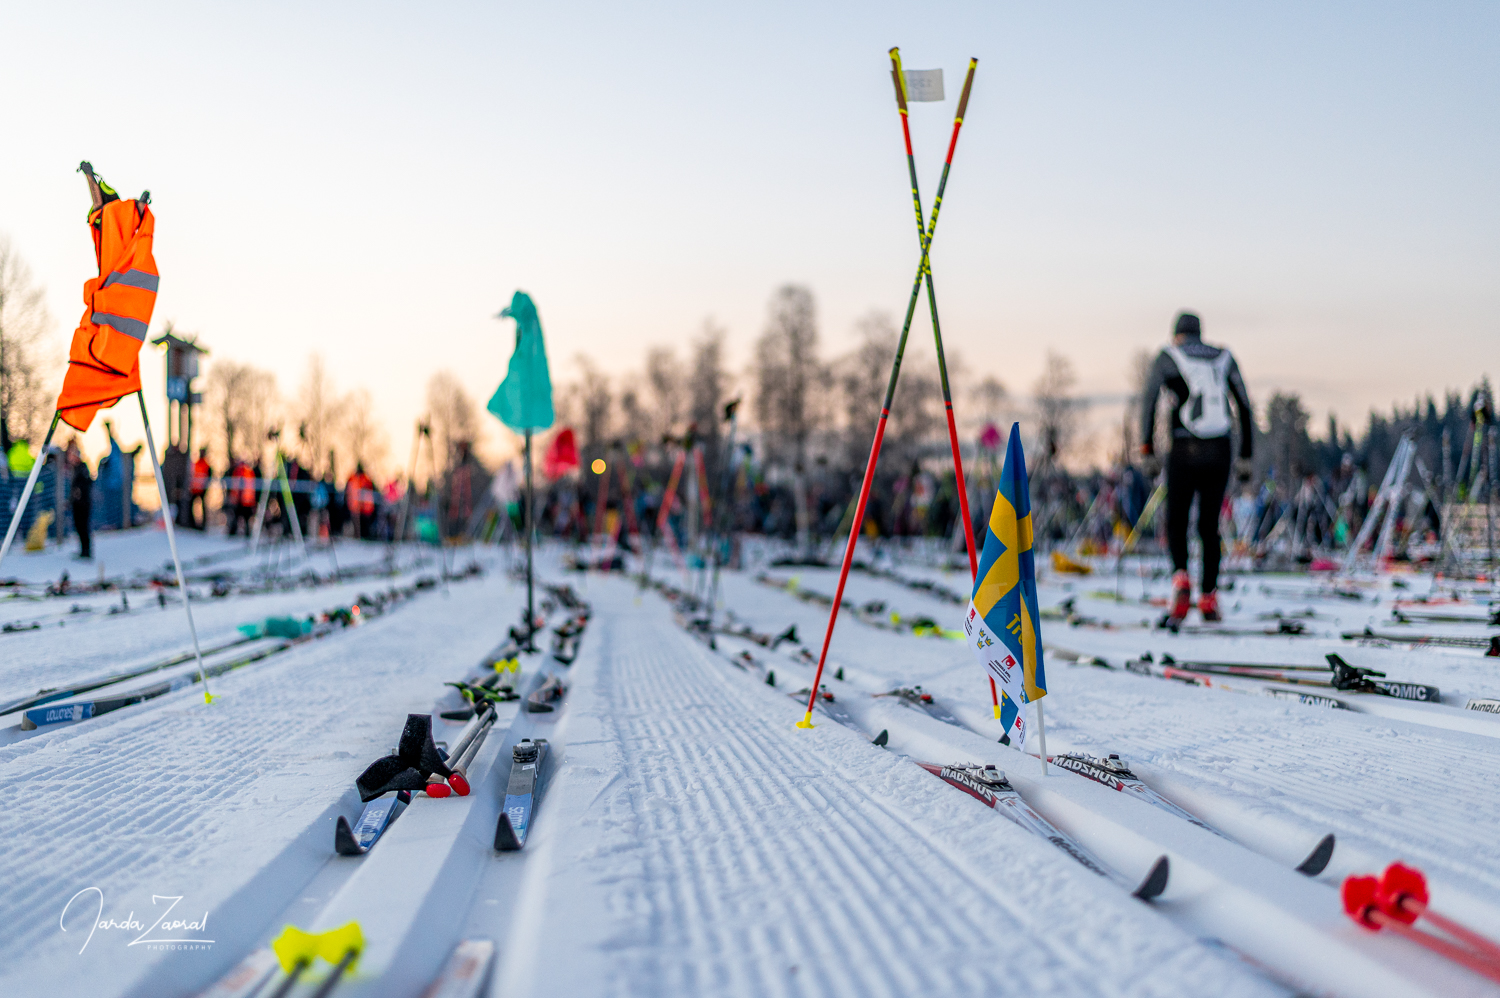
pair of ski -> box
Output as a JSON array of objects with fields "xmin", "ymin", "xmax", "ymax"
[
  {"xmin": 717, "ymin": 620, "xmax": 799, "ymax": 651},
  {"xmin": 1046, "ymin": 752, "xmax": 1336, "ymax": 876},
  {"xmin": 874, "ymin": 686, "xmax": 963, "ymax": 726},
  {"xmin": 1127, "ymin": 652, "xmax": 1442, "ymax": 704},
  {"xmin": 1393, "ymin": 606, "xmax": 1500, "ymax": 627},
  {"xmin": 1165, "ymin": 618, "xmax": 1309, "ymax": 637},
  {"xmin": 848, "ymin": 561, "xmax": 968, "ymax": 606},
  {"xmin": 495, "ymin": 738, "xmax": 548, "ymax": 850},
  {"xmin": 19, "ymin": 637, "xmax": 296, "ymax": 730},
  {"xmin": 338, "ymin": 692, "xmax": 507, "ymax": 855},
  {"xmin": 919, "ymin": 761, "xmax": 1170, "ymax": 899},
  {"xmin": 806, "ymin": 668, "xmax": 1339, "ymax": 886},
  {"xmin": 198, "ymin": 922, "xmax": 364, "ymax": 998},
  {"xmin": 335, "ymin": 714, "xmax": 506, "ymax": 856},
  {"xmin": 780, "ymin": 683, "xmax": 1169, "ymax": 899},
  {"xmin": 0, "ymin": 630, "xmax": 261, "ymax": 718},
  {"xmin": 855, "ymin": 602, "xmax": 962, "ymax": 640},
  {"xmin": 1343, "ymin": 626, "xmax": 1500, "ymax": 656}
]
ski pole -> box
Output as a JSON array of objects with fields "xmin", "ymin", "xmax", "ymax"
[
  {"xmin": 0, "ymin": 412, "xmax": 60, "ymax": 575},
  {"xmin": 1344, "ymin": 876, "xmax": 1500, "ymax": 983},
  {"xmin": 797, "ymin": 50, "xmax": 982, "ymax": 729},
  {"xmin": 890, "ymin": 50, "xmax": 998, "ymax": 714},
  {"xmin": 139, "ymin": 394, "xmax": 213, "ymax": 704},
  {"xmin": 1380, "ymin": 863, "xmax": 1500, "ymax": 966},
  {"xmin": 894, "ymin": 51, "xmax": 979, "ymax": 577}
]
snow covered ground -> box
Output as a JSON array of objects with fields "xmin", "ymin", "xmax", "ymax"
[{"xmin": 3, "ymin": 529, "xmax": 1499, "ymax": 996}]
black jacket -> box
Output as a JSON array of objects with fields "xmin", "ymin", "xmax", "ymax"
[
  {"xmin": 1140, "ymin": 339, "xmax": 1254, "ymax": 459},
  {"xmin": 70, "ymin": 462, "xmax": 93, "ymax": 508}
]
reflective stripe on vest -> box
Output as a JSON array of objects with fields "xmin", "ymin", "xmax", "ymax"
[
  {"xmin": 90, "ymin": 311, "xmax": 150, "ymax": 341},
  {"xmin": 101, "ymin": 269, "xmax": 161, "ymax": 293}
]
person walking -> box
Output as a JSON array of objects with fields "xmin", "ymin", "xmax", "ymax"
[
  {"xmin": 229, "ymin": 458, "xmax": 257, "ymax": 537},
  {"xmin": 190, "ymin": 447, "xmax": 212, "ymax": 530},
  {"xmin": 69, "ymin": 445, "xmax": 94, "ymax": 560},
  {"xmin": 346, "ymin": 464, "xmax": 376, "ymax": 540},
  {"xmin": 1139, "ymin": 311, "xmax": 1254, "ymax": 622}
]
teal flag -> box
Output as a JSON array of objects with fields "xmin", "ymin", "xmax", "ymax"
[{"xmin": 488, "ymin": 291, "xmax": 554, "ymax": 432}]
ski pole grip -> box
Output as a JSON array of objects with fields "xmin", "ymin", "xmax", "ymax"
[
  {"xmin": 955, "ymin": 58, "xmax": 977, "ymax": 120},
  {"xmin": 889, "ymin": 48, "xmax": 907, "ymax": 110}
]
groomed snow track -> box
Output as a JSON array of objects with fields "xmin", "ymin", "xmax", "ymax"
[{"xmin": 498, "ymin": 578, "xmax": 1274, "ymax": 998}]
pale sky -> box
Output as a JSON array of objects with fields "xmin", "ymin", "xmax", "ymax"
[{"xmin": 2, "ymin": 1, "xmax": 1495, "ymax": 471}]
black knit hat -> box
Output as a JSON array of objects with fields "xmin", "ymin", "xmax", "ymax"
[{"xmin": 1174, "ymin": 312, "xmax": 1201, "ymax": 339}]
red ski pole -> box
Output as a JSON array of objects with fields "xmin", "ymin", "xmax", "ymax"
[
  {"xmin": 1380, "ymin": 863, "xmax": 1500, "ymax": 966},
  {"xmin": 1345, "ymin": 875, "xmax": 1500, "ymax": 984},
  {"xmin": 890, "ymin": 51, "xmax": 998, "ymax": 713},
  {"xmin": 798, "ymin": 50, "xmax": 978, "ymax": 729}
]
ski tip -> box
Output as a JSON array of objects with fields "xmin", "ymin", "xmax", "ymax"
[
  {"xmin": 426, "ymin": 782, "xmax": 452, "ymax": 798},
  {"xmin": 1296, "ymin": 833, "xmax": 1337, "ymax": 877},
  {"xmin": 495, "ymin": 812, "xmax": 522, "ymax": 851},
  {"xmin": 448, "ymin": 771, "xmax": 471, "ymax": 797},
  {"xmin": 1133, "ymin": 856, "xmax": 1170, "ymax": 901},
  {"xmin": 334, "ymin": 815, "xmax": 364, "ymax": 856},
  {"xmin": 873, "ymin": 729, "xmax": 889, "ymax": 747}
]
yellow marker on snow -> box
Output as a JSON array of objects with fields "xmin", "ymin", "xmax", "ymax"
[
  {"xmin": 992, "ymin": 704, "xmax": 1002, "ymax": 720},
  {"xmin": 796, "ymin": 711, "xmax": 815, "ymax": 729}
]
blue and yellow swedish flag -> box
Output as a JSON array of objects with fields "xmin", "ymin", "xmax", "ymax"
[{"xmin": 963, "ymin": 423, "xmax": 1046, "ymax": 742}]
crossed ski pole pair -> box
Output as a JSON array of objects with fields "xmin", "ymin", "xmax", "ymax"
[{"xmin": 800, "ymin": 49, "xmax": 993, "ymax": 728}]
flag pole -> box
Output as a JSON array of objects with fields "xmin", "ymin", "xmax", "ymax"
[
  {"xmin": 0, "ymin": 412, "xmax": 62, "ymax": 575},
  {"xmin": 523, "ymin": 428, "xmax": 536, "ymax": 651},
  {"xmin": 1034, "ymin": 700, "xmax": 1048, "ymax": 776},
  {"xmin": 138, "ymin": 393, "xmax": 213, "ymax": 702},
  {"xmin": 796, "ymin": 49, "xmax": 978, "ymax": 729},
  {"xmin": 892, "ymin": 52, "xmax": 999, "ymax": 716}
]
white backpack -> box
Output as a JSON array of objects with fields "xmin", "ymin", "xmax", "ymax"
[{"xmin": 1164, "ymin": 344, "xmax": 1233, "ymax": 438}]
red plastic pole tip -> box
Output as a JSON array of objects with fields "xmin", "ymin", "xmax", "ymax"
[
  {"xmin": 1379, "ymin": 862, "xmax": 1428, "ymax": 924},
  {"xmin": 1342, "ymin": 876, "xmax": 1384, "ymax": 929},
  {"xmin": 426, "ymin": 782, "xmax": 452, "ymax": 798},
  {"xmin": 447, "ymin": 771, "xmax": 471, "ymax": 797}
]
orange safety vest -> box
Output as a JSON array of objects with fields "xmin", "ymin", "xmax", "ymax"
[
  {"xmin": 56, "ymin": 197, "xmax": 158, "ymax": 432},
  {"xmin": 233, "ymin": 464, "xmax": 256, "ymax": 506},
  {"xmin": 347, "ymin": 473, "xmax": 375, "ymax": 516},
  {"xmin": 191, "ymin": 457, "xmax": 211, "ymax": 493}
]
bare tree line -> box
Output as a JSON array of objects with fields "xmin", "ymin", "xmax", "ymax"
[
  {"xmin": 200, "ymin": 353, "xmax": 393, "ymax": 478},
  {"xmin": 0, "ymin": 237, "xmax": 55, "ymax": 450},
  {"xmin": 543, "ymin": 284, "xmax": 1031, "ymax": 538}
]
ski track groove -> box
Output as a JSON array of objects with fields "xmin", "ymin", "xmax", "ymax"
[{"xmin": 572, "ymin": 596, "xmax": 1230, "ymax": 998}]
